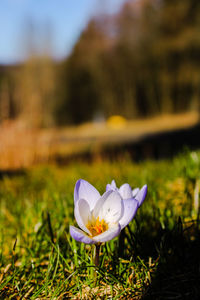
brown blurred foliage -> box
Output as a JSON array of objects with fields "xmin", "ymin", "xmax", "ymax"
[{"xmin": 0, "ymin": 0, "xmax": 200, "ymax": 127}]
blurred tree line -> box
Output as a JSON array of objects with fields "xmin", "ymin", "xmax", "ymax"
[{"xmin": 0, "ymin": 0, "xmax": 200, "ymax": 127}]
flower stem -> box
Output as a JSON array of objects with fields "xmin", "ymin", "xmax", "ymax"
[{"xmin": 94, "ymin": 243, "xmax": 101, "ymax": 267}]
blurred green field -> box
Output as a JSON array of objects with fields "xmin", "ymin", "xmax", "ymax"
[{"xmin": 0, "ymin": 150, "xmax": 200, "ymax": 299}]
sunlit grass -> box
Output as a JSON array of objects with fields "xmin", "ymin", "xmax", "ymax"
[{"xmin": 0, "ymin": 150, "xmax": 200, "ymax": 298}]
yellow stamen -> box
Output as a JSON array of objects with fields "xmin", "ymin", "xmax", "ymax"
[{"xmin": 87, "ymin": 216, "xmax": 108, "ymax": 237}]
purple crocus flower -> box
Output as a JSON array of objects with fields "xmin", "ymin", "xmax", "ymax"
[
  {"xmin": 106, "ymin": 179, "xmax": 147, "ymax": 207},
  {"xmin": 70, "ymin": 179, "xmax": 144, "ymax": 244}
]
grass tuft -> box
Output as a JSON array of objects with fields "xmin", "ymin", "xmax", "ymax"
[{"xmin": 0, "ymin": 150, "xmax": 200, "ymax": 298}]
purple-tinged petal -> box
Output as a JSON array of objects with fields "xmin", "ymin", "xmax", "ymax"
[
  {"xmin": 74, "ymin": 199, "xmax": 91, "ymax": 235},
  {"xmin": 119, "ymin": 198, "xmax": 139, "ymax": 229},
  {"xmin": 74, "ymin": 179, "xmax": 100, "ymax": 210},
  {"xmin": 132, "ymin": 188, "xmax": 140, "ymax": 198},
  {"xmin": 119, "ymin": 183, "xmax": 132, "ymax": 199},
  {"xmin": 111, "ymin": 180, "xmax": 117, "ymax": 189},
  {"xmin": 70, "ymin": 226, "xmax": 95, "ymax": 244},
  {"xmin": 92, "ymin": 223, "xmax": 121, "ymax": 243},
  {"xmin": 96, "ymin": 191, "xmax": 124, "ymax": 224},
  {"xmin": 135, "ymin": 185, "xmax": 147, "ymax": 207},
  {"xmin": 106, "ymin": 179, "xmax": 117, "ymax": 191},
  {"xmin": 106, "ymin": 184, "xmax": 113, "ymax": 191}
]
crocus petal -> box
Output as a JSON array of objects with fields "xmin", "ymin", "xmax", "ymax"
[
  {"xmin": 135, "ymin": 184, "xmax": 147, "ymax": 206},
  {"xmin": 106, "ymin": 184, "xmax": 112, "ymax": 191},
  {"xmin": 92, "ymin": 223, "xmax": 121, "ymax": 243},
  {"xmin": 119, "ymin": 183, "xmax": 133, "ymax": 199},
  {"xmin": 70, "ymin": 226, "xmax": 95, "ymax": 244},
  {"xmin": 92, "ymin": 190, "xmax": 113, "ymax": 218},
  {"xmin": 111, "ymin": 180, "xmax": 117, "ymax": 189},
  {"xmin": 106, "ymin": 184, "xmax": 113, "ymax": 191},
  {"xmin": 74, "ymin": 199, "xmax": 91, "ymax": 235},
  {"xmin": 132, "ymin": 187, "xmax": 140, "ymax": 198},
  {"xmin": 97, "ymin": 191, "xmax": 124, "ymax": 224},
  {"xmin": 74, "ymin": 179, "xmax": 100, "ymax": 210},
  {"xmin": 106, "ymin": 179, "xmax": 117, "ymax": 191},
  {"xmin": 119, "ymin": 198, "xmax": 139, "ymax": 229}
]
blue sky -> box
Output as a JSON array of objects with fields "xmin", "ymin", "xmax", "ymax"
[{"xmin": 0, "ymin": 0, "xmax": 126, "ymax": 64}]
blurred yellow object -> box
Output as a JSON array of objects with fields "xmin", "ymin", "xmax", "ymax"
[{"xmin": 107, "ymin": 115, "xmax": 127, "ymax": 129}]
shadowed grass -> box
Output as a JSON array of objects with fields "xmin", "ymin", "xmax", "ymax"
[{"xmin": 0, "ymin": 150, "xmax": 200, "ymax": 299}]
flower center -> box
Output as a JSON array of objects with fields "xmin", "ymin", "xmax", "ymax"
[{"xmin": 87, "ymin": 216, "xmax": 108, "ymax": 237}]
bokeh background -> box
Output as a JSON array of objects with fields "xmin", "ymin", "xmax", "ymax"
[{"xmin": 0, "ymin": 0, "xmax": 200, "ymax": 169}]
